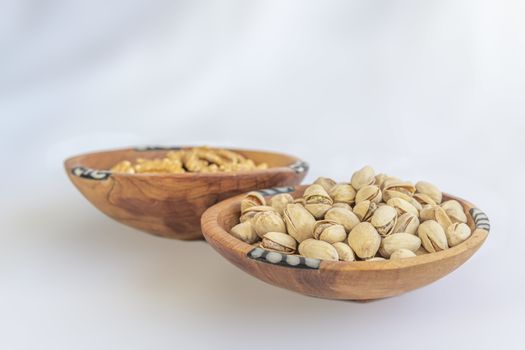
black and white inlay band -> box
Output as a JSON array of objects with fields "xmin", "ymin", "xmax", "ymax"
[
  {"xmin": 470, "ymin": 208, "xmax": 490, "ymax": 232},
  {"xmin": 289, "ymin": 160, "xmax": 309, "ymax": 174},
  {"xmin": 257, "ymin": 186, "xmax": 295, "ymax": 196},
  {"xmin": 71, "ymin": 166, "xmax": 111, "ymax": 180},
  {"xmin": 248, "ymin": 247, "xmax": 320, "ymax": 269}
]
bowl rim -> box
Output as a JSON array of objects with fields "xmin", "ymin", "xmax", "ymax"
[
  {"xmin": 201, "ymin": 184, "xmax": 490, "ymax": 272},
  {"xmin": 64, "ymin": 146, "xmax": 309, "ymax": 179}
]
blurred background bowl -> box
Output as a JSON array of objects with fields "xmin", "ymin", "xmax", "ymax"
[
  {"xmin": 201, "ymin": 185, "xmax": 490, "ymax": 300},
  {"xmin": 65, "ymin": 146, "xmax": 308, "ymax": 240}
]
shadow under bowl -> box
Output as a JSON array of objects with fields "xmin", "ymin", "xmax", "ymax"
[
  {"xmin": 65, "ymin": 146, "xmax": 308, "ymax": 240},
  {"xmin": 201, "ymin": 185, "xmax": 490, "ymax": 300}
]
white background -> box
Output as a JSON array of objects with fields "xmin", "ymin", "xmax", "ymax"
[{"xmin": 1, "ymin": 1, "xmax": 524, "ymax": 349}]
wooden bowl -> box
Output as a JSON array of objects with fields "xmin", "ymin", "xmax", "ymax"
[
  {"xmin": 64, "ymin": 146, "xmax": 308, "ymax": 240},
  {"xmin": 201, "ymin": 185, "xmax": 490, "ymax": 300}
]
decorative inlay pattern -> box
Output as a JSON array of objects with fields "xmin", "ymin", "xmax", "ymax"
[
  {"xmin": 470, "ymin": 208, "xmax": 490, "ymax": 232},
  {"xmin": 248, "ymin": 247, "xmax": 320, "ymax": 269},
  {"xmin": 71, "ymin": 166, "xmax": 111, "ymax": 180}
]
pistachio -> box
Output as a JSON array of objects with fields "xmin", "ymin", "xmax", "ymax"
[
  {"xmin": 240, "ymin": 191, "xmax": 266, "ymax": 213},
  {"xmin": 294, "ymin": 198, "xmax": 306, "ymax": 206},
  {"xmin": 370, "ymin": 205, "xmax": 398, "ymax": 237},
  {"xmin": 355, "ymin": 185, "xmax": 382, "ymax": 204},
  {"xmin": 270, "ymin": 193, "xmax": 294, "ymax": 215},
  {"xmin": 387, "ymin": 197, "xmax": 419, "ymax": 216},
  {"xmin": 298, "ymin": 239, "xmax": 339, "ymax": 261},
  {"xmin": 351, "ymin": 165, "xmax": 375, "ymax": 190},
  {"xmin": 332, "ymin": 242, "xmax": 356, "ymax": 261},
  {"xmin": 415, "ymin": 181, "xmax": 442, "ymax": 204},
  {"xmin": 283, "ymin": 204, "xmax": 316, "ymax": 242},
  {"xmin": 261, "ymin": 232, "xmax": 297, "ymax": 254},
  {"xmin": 252, "ymin": 211, "xmax": 287, "ymax": 238},
  {"xmin": 325, "ymin": 207, "xmax": 360, "ymax": 232},
  {"xmin": 303, "ymin": 184, "xmax": 333, "ymax": 219},
  {"xmin": 393, "ymin": 213, "xmax": 420, "ymax": 235},
  {"xmin": 348, "ymin": 222, "xmax": 381, "ymax": 259},
  {"xmin": 353, "ymin": 200, "xmax": 377, "ymax": 221},
  {"xmin": 418, "ymin": 220, "xmax": 449, "ymax": 253},
  {"xmin": 390, "ymin": 249, "xmax": 417, "ymax": 259},
  {"xmin": 329, "ymin": 183, "xmax": 356, "ymax": 205},
  {"xmin": 434, "ymin": 206, "xmax": 453, "ymax": 231},
  {"xmin": 383, "ymin": 180, "xmax": 416, "ymax": 195},
  {"xmin": 374, "ymin": 173, "xmax": 388, "ymax": 188},
  {"xmin": 413, "ymin": 193, "xmax": 437, "ymax": 206},
  {"xmin": 446, "ymin": 223, "xmax": 472, "ymax": 247},
  {"xmin": 382, "ymin": 189, "xmax": 412, "ymax": 203},
  {"xmin": 441, "ymin": 200, "xmax": 467, "ymax": 223},
  {"xmin": 419, "ymin": 205, "xmax": 436, "ymax": 222},
  {"xmin": 240, "ymin": 205, "xmax": 276, "ymax": 223},
  {"xmin": 314, "ymin": 177, "xmax": 337, "ymax": 192},
  {"xmin": 230, "ymin": 221, "xmax": 258, "ymax": 244},
  {"xmin": 313, "ymin": 220, "xmax": 347, "ymax": 243},
  {"xmin": 379, "ymin": 232, "xmax": 421, "ymax": 258}
]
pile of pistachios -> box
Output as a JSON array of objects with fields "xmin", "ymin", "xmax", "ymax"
[{"xmin": 230, "ymin": 166, "xmax": 472, "ymax": 261}]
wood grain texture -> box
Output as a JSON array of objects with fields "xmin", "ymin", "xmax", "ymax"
[
  {"xmin": 64, "ymin": 147, "xmax": 307, "ymax": 240},
  {"xmin": 201, "ymin": 185, "xmax": 489, "ymax": 300}
]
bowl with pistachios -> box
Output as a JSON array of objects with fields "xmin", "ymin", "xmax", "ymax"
[
  {"xmin": 201, "ymin": 166, "xmax": 490, "ymax": 300},
  {"xmin": 65, "ymin": 146, "xmax": 308, "ymax": 240}
]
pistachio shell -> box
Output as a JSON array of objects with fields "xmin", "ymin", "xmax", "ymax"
[
  {"xmin": 329, "ymin": 183, "xmax": 356, "ymax": 205},
  {"xmin": 270, "ymin": 193, "xmax": 294, "ymax": 215},
  {"xmin": 434, "ymin": 206, "xmax": 453, "ymax": 231},
  {"xmin": 419, "ymin": 205, "xmax": 436, "ymax": 222},
  {"xmin": 446, "ymin": 223, "xmax": 472, "ymax": 247},
  {"xmin": 390, "ymin": 249, "xmax": 417, "ymax": 259},
  {"xmin": 393, "ymin": 213, "xmax": 420, "ymax": 235},
  {"xmin": 353, "ymin": 200, "xmax": 377, "ymax": 221},
  {"xmin": 314, "ymin": 177, "xmax": 337, "ymax": 192},
  {"xmin": 441, "ymin": 200, "xmax": 468, "ymax": 223},
  {"xmin": 374, "ymin": 173, "xmax": 388, "ymax": 188},
  {"xmin": 304, "ymin": 185, "xmax": 333, "ymax": 219},
  {"xmin": 418, "ymin": 220, "xmax": 448, "ymax": 253},
  {"xmin": 239, "ymin": 205, "xmax": 276, "ymax": 223},
  {"xmin": 332, "ymin": 202, "xmax": 352, "ymax": 211},
  {"xmin": 382, "ymin": 189, "xmax": 412, "ymax": 203},
  {"xmin": 347, "ymin": 222, "xmax": 381, "ymax": 259},
  {"xmin": 413, "ymin": 193, "xmax": 437, "ymax": 206},
  {"xmin": 379, "ymin": 232, "xmax": 421, "ymax": 258},
  {"xmin": 332, "ymin": 242, "xmax": 356, "ymax": 261},
  {"xmin": 240, "ymin": 191, "xmax": 266, "ymax": 213},
  {"xmin": 283, "ymin": 203, "xmax": 316, "ymax": 242},
  {"xmin": 370, "ymin": 205, "xmax": 398, "ymax": 237},
  {"xmin": 298, "ymin": 239, "xmax": 339, "ymax": 261},
  {"xmin": 230, "ymin": 221, "xmax": 259, "ymax": 244},
  {"xmin": 252, "ymin": 211, "xmax": 286, "ymax": 238},
  {"xmin": 261, "ymin": 231, "xmax": 297, "ymax": 253},
  {"xmin": 351, "ymin": 165, "xmax": 375, "ymax": 190},
  {"xmin": 325, "ymin": 207, "xmax": 360, "ymax": 232},
  {"xmin": 387, "ymin": 198, "xmax": 419, "ymax": 216},
  {"xmin": 355, "ymin": 185, "xmax": 382, "ymax": 204},
  {"xmin": 415, "ymin": 181, "xmax": 442, "ymax": 204},
  {"xmin": 313, "ymin": 220, "xmax": 347, "ymax": 243},
  {"xmin": 383, "ymin": 180, "xmax": 416, "ymax": 195}
]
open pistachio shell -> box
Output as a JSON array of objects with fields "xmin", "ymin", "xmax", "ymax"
[
  {"xmin": 314, "ymin": 177, "xmax": 337, "ymax": 192},
  {"xmin": 379, "ymin": 232, "xmax": 421, "ymax": 258},
  {"xmin": 353, "ymin": 200, "xmax": 377, "ymax": 221},
  {"xmin": 239, "ymin": 205, "xmax": 276, "ymax": 223},
  {"xmin": 283, "ymin": 203, "xmax": 316, "ymax": 243},
  {"xmin": 355, "ymin": 185, "xmax": 382, "ymax": 204},
  {"xmin": 240, "ymin": 191, "xmax": 266, "ymax": 213},
  {"xmin": 418, "ymin": 220, "xmax": 448, "ymax": 253},
  {"xmin": 370, "ymin": 205, "xmax": 398, "ymax": 237},
  {"xmin": 298, "ymin": 239, "xmax": 339, "ymax": 261},
  {"xmin": 261, "ymin": 231, "xmax": 297, "ymax": 253},
  {"xmin": 393, "ymin": 212, "xmax": 420, "ymax": 235},
  {"xmin": 390, "ymin": 248, "xmax": 417, "ymax": 259},
  {"xmin": 387, "ymin": 197, "xmax": 419, "ymax": 217},
  {"xmin": 446, "ymin": 223, "xmax": 472, "ymax": 247},
  {"xmin": 325, "ymin": 207, "xmax": 360, "ymax": 232},
  {"xmin": 252, "ymin": 211, "xmax": 287, "ymax": 238},
  {"xmin": 350, "ymin": 165, "xmax": 375, "ymax": 190},
  {"xmin": 270, "ymin": 193, "xmax": 294, "ymax": 215},
  {"xmin": 313, "ymin": 220, "xmax": 347, "ymax": 243},
  {"xmin": 329, "ymin": 183, "xmax": 356, "ymax": 205},
  {"xmin": 415, "ymin": 181, "xmax": 442, "ymax": 204},
  {"xmin": 332, "ymin": 242, "xmax": 356, "ymax": 261}
]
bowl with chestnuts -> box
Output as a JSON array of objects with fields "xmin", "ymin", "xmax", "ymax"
[
  {"xmin": 201, "ymin": 166, "xmax": 490, "ymax": 300},
  {"xmin": 65, "ymin": 146, "xmax": 308, "ymax": 240}
]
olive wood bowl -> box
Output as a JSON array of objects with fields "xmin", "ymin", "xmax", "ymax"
[
  {"xmin": 65, "ymin": 146, "xmax": 308, "ymax": 240},
  {"xmin": 201, "ymin": 185, "xmax": 490, "ymax": 300}
]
